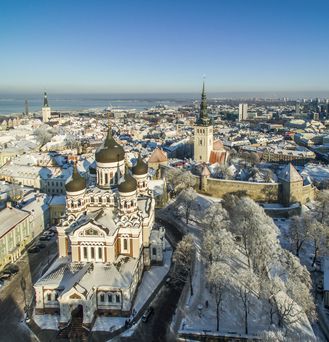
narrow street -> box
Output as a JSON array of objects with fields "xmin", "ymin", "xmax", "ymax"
[
  {"xmin": 111, "ymin": 214, "xmax": 184, "ymax": 342},
  {"xmin": 0, "ymin": 238, "xmax": 58, "ymax": 342}
]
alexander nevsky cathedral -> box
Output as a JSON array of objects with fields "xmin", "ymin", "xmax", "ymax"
[{"xmin": 34, "ymin": 127, "xmax": 165, "ymax": 328}]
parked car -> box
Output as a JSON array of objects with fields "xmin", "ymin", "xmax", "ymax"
[
  {"xmin": 39, "ymin": 236, "xmax": 51, "ymax": 241},
  {"xmin": 317, "ymin": 279, "xmax": 324, "ymax": 292},
  {"xmin": 0, "ymin": 273, "xmax": 11, "ymax": 281},
  {"xmin": 142, "ymin": 307, "xmax": 154, "ymax": 322},
  {"xmin": 165, "ymin": 276, "xmax": 172, "ymax": 287},
  {"xmin": 3, "ymin": 264, "xmax": 19, "ymax": 275},
  {"xmin": 37, "ymin": 243, "xmax": 46, "ymax": 249},
  {"xmin": 28, "ymin": 246, "xmax": 40, "ymax": 253}
]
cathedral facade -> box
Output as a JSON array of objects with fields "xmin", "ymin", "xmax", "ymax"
[{"xmin": 34, "ymin": 129, "xmax": 165, "ymax": 328}]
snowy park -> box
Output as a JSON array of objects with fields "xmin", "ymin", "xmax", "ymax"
[{"xmin": 160, "ymin": 180, "xmax": 326, "ymax": 341}]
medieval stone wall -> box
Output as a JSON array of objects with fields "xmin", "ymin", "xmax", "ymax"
[{"xmin": 195, "ymin": 176, "xmax": 280, "ymax": 202}]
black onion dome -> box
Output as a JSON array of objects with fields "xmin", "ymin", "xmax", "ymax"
[
  {"xmin": 132, "ymin": 153, "xmax": 148, "ymax": 175},
  {"xmin": 119, "ymin": 170, "xmax": 137, "ymax": 193},
  {"xmin": 65, "ymin": 164, "xmax": 86, "ymax": 192},
  {"xmin": 95, "ymin": 129, "xmax": 125, "ymax": 163}
]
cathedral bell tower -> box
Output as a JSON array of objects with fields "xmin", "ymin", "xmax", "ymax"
[
  {"xmin": 42, "ymin": 92, "xmax": 51, "ymax": 123},
  {"xmin": 194, "ymin": 82, "xmax": 213, "ymax": 163}
]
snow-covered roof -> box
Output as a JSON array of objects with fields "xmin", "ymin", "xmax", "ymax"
[
  {"xmin": 0, "ymin": 207, "xmax": 30, "ymax": 238},
  {"xmin": 148, "ymin": 148, "xmax": 168, "ymax": 163},
  {"xmin": 278, "ymin": 163, "xmax": 302, "ymax": 182}
]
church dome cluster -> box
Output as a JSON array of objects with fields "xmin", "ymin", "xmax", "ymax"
[
  {"xmin": 95, "ymin": 129, "xmax": 125, "ymax": 163},
  {"xmin": 65, "ymin": 164, "xmax": 86, "ymax": 192}
]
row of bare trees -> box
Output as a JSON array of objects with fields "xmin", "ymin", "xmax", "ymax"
[{"xmin": 202, "ymin": 195, "xmax": 316, "ymax": 336}]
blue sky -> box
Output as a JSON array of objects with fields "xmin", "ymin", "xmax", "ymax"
[{"xmin": 1, "ymin": 0, "xmax": 329, "ymax": 93}]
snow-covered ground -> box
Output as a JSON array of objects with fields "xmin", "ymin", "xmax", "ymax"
[
  {"xmin": 169, "ymin": 193, "xmax": 317, "ymax": 341},
  {"xmin": 33, "ymin": 313, "xmax": 59, "ymax": 330}
]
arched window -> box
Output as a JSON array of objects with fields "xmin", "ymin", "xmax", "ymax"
[
  {"xmin": 108, "ymin": 294, "xmax": 113, "ymax": 302},
  {"xmin": 91, "ymin": 197, "xmax": 95, "ymax": 203},
  {"xmin": 47, "ymin": 293, "xmax": 51, "ymax": 301},
  {"xmin": 116, "ymin": 294, "xmax": 120, "ymax": 303},
  {"xmin": 123, "ymin": 239, "xmax": 128, "ymax": 250},
  {"xmin": 105, "ymin": 173, "xmax": 108, "ymax": 184},
  {"xmin": 98, "ymin": 247, "xmax": 103, "ymax": 259},
  {"xmin": 152, "ymin": 247, "xmax": 157, "ymax": 256},
  {"xmin": 100, "ymin": 294, "xmax": 105, "ymax": 302}
]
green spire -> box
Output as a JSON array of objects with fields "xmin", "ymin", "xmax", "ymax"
[
  {"xmin": 200, "ymin": 81, "xmax": 207, "ymax": 119},
  {"xmin": 197, "ymin": 81, "xmax": 210, "ymax": 125},
  {"xmin": 43, "ymin": 92, "xmax": 49, "ymax": 107}
]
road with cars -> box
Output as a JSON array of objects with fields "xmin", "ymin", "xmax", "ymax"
[
  {"xmin": 0, "ymin": 231, "xmax": 58, "ymax": 342},
  {"xmin": 111, "ymin": 214, "xmax": 184, "ymax": 342}
]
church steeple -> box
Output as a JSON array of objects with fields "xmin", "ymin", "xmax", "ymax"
[
  {"xmin": 197, "ymin": 81, "xmax": 210, "ymax": 125},
  {"xmin": 43, "ymin": 92, "xmax": 49, "ymax": 107}
]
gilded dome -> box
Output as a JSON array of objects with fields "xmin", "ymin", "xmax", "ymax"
[
  {"xmin": 95, "ymin": 129, "xmax": 125, "ymax": 163},
  {"xmin": 132, "ymin": 153, "xmax": 148, "ymax": 175},
  {"xmin": 118, "ymin": 171, "xmax": 137, "ymax": 193},
  {"xmin": 65, "ymin": 164, "xmax": 86, "ymax": 192}
]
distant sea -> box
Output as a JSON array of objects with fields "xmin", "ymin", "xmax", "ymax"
[
  {"xmin": 0, "ymin": 93, "xmax": 196, "ymax": 116},
  {"xmin": 1, "ymin": 91, "xmax": 328, "ymax": 116}
]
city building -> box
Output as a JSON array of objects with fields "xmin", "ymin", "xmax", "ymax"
[
  {"xmin": 238, "ymin": 103, "xmax": 248, "ymax": 121},
  {"xmin": 0, "ymin": 206, "xmax": 31, "ymax": 271}
]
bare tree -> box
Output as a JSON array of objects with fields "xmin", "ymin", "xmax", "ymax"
[
  {"xmin": 236, "ymin": 269, "xmax": 259, "ymax": 335},
  {"xmin": 34, "ymin": 126, "xmax": 53, "ymax": 147},
  {"xmin": 304, "ymin": 213, "xmax": 326, "ymax": 267},
  {"xmin": 206, "ymin": 262, "xmax": 231, "ymax": 331},
  {"xmin": 172, "ymin": 234, "xmax": 196, "ymax": 296},
  {"xmin": 288, "ymin": 215, "xmax": 309, "ymax": 256},
  {"xmin": 175, "ymin": 187, "xmax": 197, "ymax": 225},
  {"xmin": 165, "ymin": 168, "xmax": 196, "ymax": 194}
]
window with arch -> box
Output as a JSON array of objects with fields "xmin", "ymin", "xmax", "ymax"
[
  {"xmin": 105, "ymin": 173, "xmax": 108, "ymax": 184},
  {"xmin": 91, "ymin": 197, "xmax": 95, "ymax": 203},
  {"xmin": 123, "ymin": 239, "xmax": 128, "ymax": 251},
  {"xmin": 47, "ymin": 293, "xmax": 52, "ymax": 301},
  {"xmin": 152, "ymin": 247, "xmax": 157, "ymax": 256},
  {"xmin": 98, "ymin": 247, "xmax": 102, "ymax": 259},
  {"xmin": 108, "ymin": 294, "xmax": 113, "ymax": 302},
  {"xmin": 100, "ymin": 293, "xmax": 105, "ymax": 302},
  {"xmin": 116, "ymin": 294, "xmax": 120, "ymax": 303}
]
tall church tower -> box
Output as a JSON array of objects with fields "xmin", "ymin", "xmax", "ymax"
[
  {"xmin": 42, "ymin": 92, "xmax": 51, "ymax": 123},
  {"xmin": 194, "ymin": 82, "xmax": 213, "ymax": 163}
]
